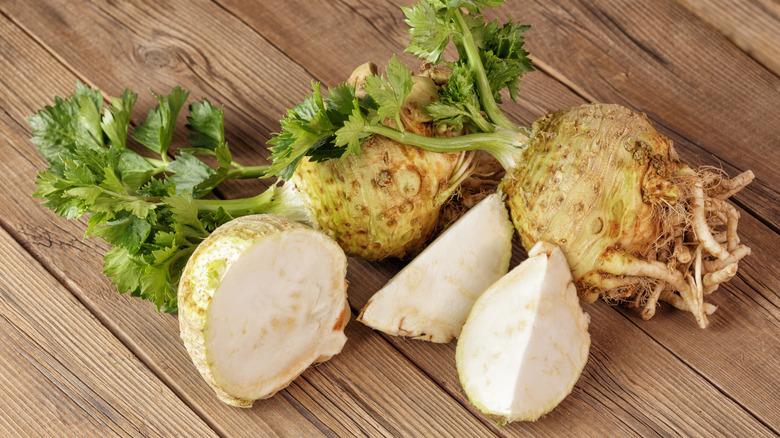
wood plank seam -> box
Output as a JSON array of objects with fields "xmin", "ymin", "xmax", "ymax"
[
  {"xmin": 0, "ymin": 113, "xmax": 224, "ymax": 435},
  {"xmin": 280, "ymin": 372, "xmax": 368, "ymax": 437},
  {"xmin": 672, "ymin": 0, "xmax": 780, "ymax": 80},
  {"xmin": 581, "ymin": 349, "xmax": 686, "ymax": 436},
  {"xmin": 527, "ymin": 56, "xmax": 599, "ymax": 103},
  {"xmin": 210, "ymin": 0, "xmax": 321, "ymax": 85},
  {"xmin": 2, "ymin": 222, "xmax": 229, "ymax": 435},
  {"xmin": 0, "ymin": 317, "xmax": 116, "ymax": 433},
  {"xmin": 0, "ymin": 6, "xmax": 108, "ymax": 99},
  {"xmin": 308, "ymin": 372, "xmax": 400, "ymax": 437},
  {"xmin": 618, "ymin": 280, "xmax": 780, "ymax": 435},
  {"xmin": 278, "ymin": 390, "xmax": 341, "ymax": 438},
  {"xmin": 726, "ymin": 281, "xmax": 780, "ymax": 322},
  {"xmin": 1, "ymin": 0, "xmax": 772, "ymax": 432},
  {"xmin": 0, "ymin": 221, "xmax": 219, "ymax": 436},
  {"xmin": 0, "ymin": 234, "xmax": 150, "ymax": 437},
  {"xmin": 2, "ymin": 101, "xmax": 496, "ymax": 437},
  {"xmin": 309, "ymin": 311, "xmax": 504, "ymax": 437},
  {"xmin": 364, "ymin": 332, "xmax": 508, "ymax": 437},
  {"xmin": 575, "ymin": 385, "xmax": 641, "ymax": 437},
  {"xmin": 462, "ymin": 14, "xmax": 780, "ymax": 235},
  {"xmin": 613, "ymin": 304, "xmax": 780, "ymax": 436}
]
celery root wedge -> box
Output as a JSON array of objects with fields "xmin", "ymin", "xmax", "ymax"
[
  {"xmin": 358, "ymin": 193, "xmax": 514, "ymax": 343},
  {"xmin": 456, "ymin": 242, "xmax": 591, "ymax": 422},
  {"xmin": 178, "ymin": 215, "xmax": 349, "ymax": 407}
]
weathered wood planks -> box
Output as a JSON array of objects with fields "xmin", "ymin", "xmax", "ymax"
[
  {"xmin": 675, "ymin": 0, "xmax": 780, "ymax": 76},
  {"xmin": 0, "ymin": 210, "xmax": 216, "ymax": 436},
  {"xmin": 213, "ymin": 0, "xmax": 780, "ymax": 432},
  {"xmin": 0, "ymin": 0, "xmax": 777, "ymax": 435},
  {"xmin": 509, "ymin": 0, "xmax": 780, "ymax": 228}
]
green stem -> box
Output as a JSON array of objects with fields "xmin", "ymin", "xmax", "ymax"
[
  {"xmin": 453, "ymin": 10, "xmax": 518, "ymax": 132},
  {"xmin": 98, "ymin": 186, "xmax": 161, "ymax": 204},
  {"xmin": 469, "ymin": 109, "xmax": 496, "ymax": 133},
  {"xmin": 366, "ymin": 124, "xmax": 527, "ymax": 170},
  {"xmin": 225, "ymin": 164, "xmax": 270, "ymax": 179},
  {"xmin": 192, "ymin": 182, "xmax": 311, "ymax": 224},
  {"xmin": 144, "ymin": 156, "xmax": 168, "ymax": 174},
  {"xmin": 146, "ymin": 154, "xmax": 268, "ymax": 180},
  {"xmin": 194, "ymin": 189, "xmax": 278, "ymax": 217}
]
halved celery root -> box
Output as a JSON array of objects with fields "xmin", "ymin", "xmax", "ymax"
[
  {"xmin": 456, "ymin": 242, "xmax": 590, "ymax": 423},
  {"xmin": 358, "ymin": 193, "xmax": 514, "ymax": 342},
  {"xmin": 178, "ymin": 215, "xmax": 349, "ymax": 407}
]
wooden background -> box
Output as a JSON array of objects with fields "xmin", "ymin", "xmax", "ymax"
[{"xmin": 0, "ymin": 0, "xmax": 778, "ymax": 436}]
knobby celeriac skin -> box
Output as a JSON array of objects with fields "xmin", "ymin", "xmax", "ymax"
[
  {"xmin": 290, "ymin": 63, "xmax": 472, "ymax": 260},
  {"xmin": 292, "ymin": 137, "xmax": 466, "ymax": 260},
  {"xmin": 502, "ymin": 103, "xmax": 753, "ymax": 328}
]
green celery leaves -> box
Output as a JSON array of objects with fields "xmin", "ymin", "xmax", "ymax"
[
  {"xmin": 132, "ymin": 86, "xmax": 189, "ymax": 157},
  {"xmin": 265, "ymin": 59, "xmax": 415, "ymax": 179},
  {"xmin": 30, "ymin": 84, "xmax": 255, "ymax": 312}
]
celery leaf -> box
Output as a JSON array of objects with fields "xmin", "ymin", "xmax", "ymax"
[
  {"xmin": 402, "ymin": 1, "xmax": 453, "ymax": 64},
  {"xmin": 186, "ymin": 98, "xmax": 225, "ymax": 150},
  {"xmin": 133, "ymin": 86, "xmax": 189, "ymax": 158},
  {"xmin": 364, "ymin": 55, "xmax": 413, "ymax": 130},
  {"xmin": 265, "ymin": 81, "xmax": 365, "ymax": 179},
  {"xmin": 101, "ymin": 89, "xmax": 137, "ymax": 149}
]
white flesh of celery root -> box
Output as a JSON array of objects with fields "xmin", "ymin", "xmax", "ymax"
[
  {"xmin": 456, "ymin": 242, "xmax": 591, "ymax": 422},
  {"xmin": 358, "ymin": 193, "xmax": 514, "ymax": 343},
  {"xmin": 178, "ymin": 215, "xmax": 349, "ymax": 407}
]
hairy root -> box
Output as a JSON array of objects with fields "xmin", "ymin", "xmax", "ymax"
[
  {"xmin": 596, "ymin": 166, "xmax": 752, "ymax": 328},
  {"xmin": 435, "ymin": 151, "xmax": 505, "ymax": 233}
]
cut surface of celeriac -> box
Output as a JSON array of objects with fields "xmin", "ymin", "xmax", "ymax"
[
  {"xmin": 178, "ymin": 215, "xmax": 349, "ymax": 407},
  {"xmin": 358, "ymin": 193, "xmax": 514, "ymax": 343},
  {"xmin": 456, "ymin": 242, "xmax": 590, "ymax": 422}
]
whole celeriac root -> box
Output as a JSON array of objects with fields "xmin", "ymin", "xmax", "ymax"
[{"xmin": 502, "ymin": 104, "xmax": 754, "ymax": 329}]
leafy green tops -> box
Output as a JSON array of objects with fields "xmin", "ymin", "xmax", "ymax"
[
  {"xmin": 30, "ymin": 0, "xmax": 535, "ymax": 311},
  {"xmin": 31, "ymin": 85, "xmax": 278, "ymax": 312},
  {"xmin": 264, "ymin": 0, "xmax": 533, "ymax": 179}
]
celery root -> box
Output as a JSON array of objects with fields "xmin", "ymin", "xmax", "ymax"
[
  {"xmin": 288, "ymin": 63, "xmax": 476, "ymax": 260},
  {"xmin": 357, "ymin": 193, "xmax": 514, "ymax": 342},
  {"xmin": 178, "ymin": 215, "xmax": 349, "ymax": 407},
  {"xmin": 501, "ymin": 104, "xmax": 753, "ymax": 328},
  {"xmin": 456, "ymin": 242, "xmax": 591, "ymax": 423}
]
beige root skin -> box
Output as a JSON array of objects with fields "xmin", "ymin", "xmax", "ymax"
[
  {"xmin": 595, "ymin": 167, "xmax": 752, "ymax": 328},
  {"xmin": 504, "ymin": 104, "xmax": 754, "ymax": 328},
  {"xmin": 690, "ymin": 175, "xmax": 729, "ymax": 261},
  {"xmin": 294, "ymin": 62, "xmax": 477, "ymax": 260},
  {"xmin": 639, "ymin": 282, "xmax": 665, "ymax": 320},
  {"xmin": 704, "ymin": 169, "xmax": 755, "ymax": 200}
]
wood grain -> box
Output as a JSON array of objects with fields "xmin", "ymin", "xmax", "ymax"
[
  {"xmin": 508, "ymin": 0, "xmax": 780, "ymax": 228},
  {"xmin": 216, "ymin": 0, "xmax": 780, "ymax": 229},
  {"xmin": 0, "ymin": 16, "xmax": 327, "ymax": 437},
  {"xmin": 674, "ymin": 0, "xmax": 780, "ymax": 76},
  {"xmin": 351, "ymin": 264, "xmax": 779, "ymax": 437},
  {"xmin": 213, "ymin": 0, "xmax": 780, "ymax": 432},
  {"xmin": 0, "ymin": 0, "xmax": 778, "ymax": 435},
  {"xmin": 0, "ymin": 221, "xmax": 216, "ymax": 436}
]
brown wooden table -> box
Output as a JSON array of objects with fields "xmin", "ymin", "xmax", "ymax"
[{"xmin": 1, "ymin": 0, "xmax": 778, "ymax": 436}]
